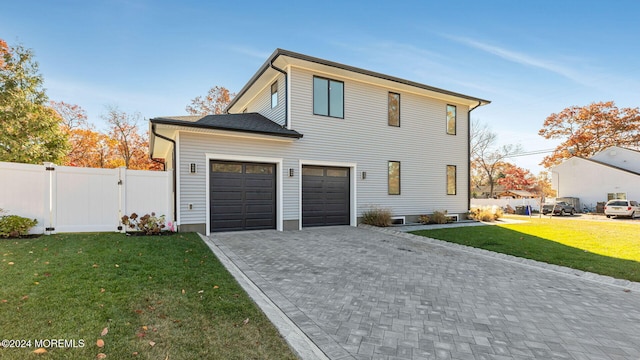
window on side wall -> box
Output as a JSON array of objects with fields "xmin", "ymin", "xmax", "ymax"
[
  {"xmin": 388, "ymin": 92, "xmax": 400, "ymax": 127},
  {"xmin": 447, "ymin": 165, "xmax": 456, "ymax": 195},
  {"xmin": 313, "ymin": 76, "xmax": 344, "ymax": 118},
  {"xmin": 271, "ymin": 81, "xmax": 278, "ymax": 108},
  {"xmin": 446, "ymin": 104, "xmax": 456, "ymax": 135},
  {"xmin": 388, "ymin": 161, "xmax": 400, "ymax": 195}
]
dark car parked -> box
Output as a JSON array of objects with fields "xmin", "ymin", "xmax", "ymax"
[{"xmin": 542, "ymin": 201, "xmax": 576, "ymax": 216}]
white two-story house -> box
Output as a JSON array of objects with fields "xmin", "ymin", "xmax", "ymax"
[{"xmin": 149, "ymin": 49, "xmax": 490, "ymax": 234}]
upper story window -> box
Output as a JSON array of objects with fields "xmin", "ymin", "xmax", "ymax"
[
  {"xmin": 447, "ymin": 165, "xmax": 457, "ymax": 195},
  {"xmin": 271, "ymin": 81, "xmax": 278, "ymax": 108},
  {"xmin": 446, "ymin": 104, "xmax": 456, "ymax": 135},
  {"xmin": 313, "ymin": 76, "xmax": 344, "ymax": 118},
  {"xmin": 388, "ymin": 92, "xmax": 400, "ymax": 127}
]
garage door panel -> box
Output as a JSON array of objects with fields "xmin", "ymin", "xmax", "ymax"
[
  {"xmin": 210, "ymin": 161, "xmax": 276, "ymax": 232},
  {"xmin": 302, "ymin": 166, "xmax": 350, "ymax": 227}
]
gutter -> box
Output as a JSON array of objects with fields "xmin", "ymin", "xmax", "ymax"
[
  {"xmin": 468, "ymin": 101, "xmax": 482, "ymax": 212},
  {"xmin": 151, "ymin": 123, "xmax": 178, "ymax": 226},
  {"xmin": 270, "ymin": 60, "xmax": 288, "ymax": 128}
]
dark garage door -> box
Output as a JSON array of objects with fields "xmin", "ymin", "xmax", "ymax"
[
  {"xmin": 210, "ymin": 161, "xmax": 276, "ymax": 232},
  {"xmin": 302, "ymin": 166, "xmax": 350, "ymax": 227}
]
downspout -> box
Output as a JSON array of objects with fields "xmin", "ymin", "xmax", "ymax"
[
  {"xmin": 468, "ymin": 101, "xmax": 482, "ymax": 213},
  {"xmin": 151, "ymin": 123, "xmax": 177, "ymax": 227},
  {"xmin": 270, "ymin": 60, "xmax": 288, "ymax": 128}
]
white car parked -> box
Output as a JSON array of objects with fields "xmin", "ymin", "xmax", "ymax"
[{"xmin": 604, "ymin": 199, "xmax": 640, "ymax": 218}]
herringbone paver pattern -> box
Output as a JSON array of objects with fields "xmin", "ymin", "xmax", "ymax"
[{"xmin": 209, "ymin": 226, "xmax": 640, "ymax": 360}]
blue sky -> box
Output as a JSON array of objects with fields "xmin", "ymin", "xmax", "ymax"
[{"xmin": 2, "ymin": 1, "xmax": 639, "ymax": 173}]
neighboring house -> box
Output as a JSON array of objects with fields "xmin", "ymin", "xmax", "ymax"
[
  {"xmin": 149, "ymin": 49, "xmax": 490, "ymax": 234},
  {"xmin": 496, "ymin": 189, "xmax": 535, "ymax": 199},
  {"xmin": 551, "ymin": 146, "xmax": 640, "ymax": 209}
]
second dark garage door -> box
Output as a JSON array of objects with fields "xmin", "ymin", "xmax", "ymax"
[
  {"xmin": 210, "ymin": 160, "xmax": 276, "ymax": 232},
  {"xmin": 302, "ymin": 166, "xmax": 350, "ymax": 227}
]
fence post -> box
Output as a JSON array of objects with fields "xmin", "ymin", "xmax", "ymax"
[
  {"xmin": 118, "ymin": 167, "xmax": 126, "ymax": 233},
  {"xmin": 43, "ymin": 162, "xmax": 57, "ymax": 235}
]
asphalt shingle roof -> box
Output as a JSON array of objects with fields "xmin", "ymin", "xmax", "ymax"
[{"xmin": 151, "ymin": 113, "xmax": 303, "ymax": 139}]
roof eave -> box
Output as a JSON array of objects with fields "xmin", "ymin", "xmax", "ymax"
[{"xmin": 150, "ymin": 117, "xmax": 303, "ymax": 139}]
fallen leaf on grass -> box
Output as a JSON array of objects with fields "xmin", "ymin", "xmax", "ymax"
[
  {"xmin": 101, "ymin": 327, "xmax": 109, "ymax": 336},
  {"xmin": 96, "ymin": 339, "xmax": 104, "ymax": 347},
  {"xmin": 33, "ymin": 348, "xmax": 47, "ymax": 354},
  {"xmin": 132, "ymin": 352, "xmax": 138, "ymax": 356},
  {"xmin": 34, "ymin": 281, "xmax": 39, "ymax": 285},
  {"xmin": 96, "ymin": 353, "xmax": 107, "ymax": 359},
  {"xmin": 136, "ymin": 333, "xmax": 145, "ymax": 338},
  {"xmin": 93, "ymin": 264, "xmax": 99, "ymax": 268},
  {"xmin": 213, "ymin": 285, "xmax": 219, "ymax": 289},
  {"xmin": 114, "ymin": 264, "xmax": 119, "ymax": 268},
  {"xmin": 135, "ymin": 309, "xmax": 143, "ymax": 314},
  {"xmin": 1, "ymin": 299, "xmax": 7, "ymax": 303},
  {"xmin": 181, "ymin": 289, "xmax": 185, "ymax": 294},
  {"xmin": 142, "ymin": 325, "xmax": 148, "ymax": 331},
  {"xmin": 149, "ymin": 341, "xmax": 156, "ymax": 347},
  {"xmin": 21, "ymin": 295, "xmax": 29, "ymax": 301},
  {"xmin": 198, "ymin": 290, "xmax": 204, "ymax": 294},
  {"xmin": 8, "ymin": 262, "xmax": 14, "ymax": 265},
  {"xmin": 243, "ymin": 318, "xmax": 250, "ymax": 326},
  {"xmin": 100, "ymin": 288, "xmax": 106, "ymax": 293}
]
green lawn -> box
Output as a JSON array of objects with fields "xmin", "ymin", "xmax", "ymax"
[
  {"xmin": 410, "ymin": 216, "xmax": 640, "ymax": 282},
  {"xmin": 0, "ymin": 233, "xmax": 297, "ymax": 360}
]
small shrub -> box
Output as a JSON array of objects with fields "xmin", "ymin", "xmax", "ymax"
[
  {"xmin": 418, "ymin": 214, "xmax": 430, "ymax": 224},
  {"xmin": 430, "ymin": 210, "xmax": 449, "ymax": 224},
  {"xmin": 361, "ymin": 207, "xmax": 392, "ymax": 227},
  {"xmin": 470, "ymin": 206, "xmax": 503, "ymax": 222},
  {"xmin": 122, "ymin": 212, "xmax": 166, "ymax": 235},
  {"xmin": 0, "ymin": 215, "xmax": 38, "ymax": 238}
]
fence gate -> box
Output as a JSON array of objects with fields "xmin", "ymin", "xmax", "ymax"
[{"xmin": 0, "ymin": 162, "xmax": 172, "ymax": 234}]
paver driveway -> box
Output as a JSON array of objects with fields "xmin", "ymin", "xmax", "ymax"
[{"xmin": 206, "ymin": 226, "xmax": 640, "ymax": 360}]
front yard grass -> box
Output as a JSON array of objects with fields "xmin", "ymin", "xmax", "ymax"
[
  {"xmin": 0, "ymin": 232, "xmax": 297, "ymax": 360},
  {"xmin": 410, "ymin": 216, "xmax": 640, "ymax": 282}
]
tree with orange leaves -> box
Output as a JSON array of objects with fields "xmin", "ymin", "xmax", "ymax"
[
  {"xmin": 496, "ymin": 163, "xmax": 536, "ymax": 191},
  {"xmin": 185, "ymin": 86, "xmax": 235, "ymax": 115},
  {"xmin": 539, "ymin": 101, "xmax": 640, "ymax": 168},
  {"xmin": 103, "ymin": 106, "xmax": 163, "ymax": 170}
]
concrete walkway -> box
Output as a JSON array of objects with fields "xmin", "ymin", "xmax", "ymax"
[{"xmin": 203, "ymin": 226, "xmax": 640, "ymax": 360}]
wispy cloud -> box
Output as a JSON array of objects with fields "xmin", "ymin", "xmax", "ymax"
[
  {"xmin": 441, "ymin": 34, "xmax": 592, "ymax": 86},
  {"xmin": 229, "ymin": 45, "xmax": 271, "ymax": 60}
]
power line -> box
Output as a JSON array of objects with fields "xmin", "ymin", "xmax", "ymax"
[{"xmin": 506, "ymin": 149, "xmax": 556, "ymax": 157}]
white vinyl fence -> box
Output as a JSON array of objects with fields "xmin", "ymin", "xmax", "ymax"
[
  {"xmin": 0, "ymin": 161, "xmax": 172, "ymax": 234},
  {"xmin": 471, "ymin": 198, "xmax": 541, "ymax": 212}
]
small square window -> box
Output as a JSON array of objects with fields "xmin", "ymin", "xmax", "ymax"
[
  {"xmin": 388, "ymin": 92, "xmax": 400, "ymax": 127},
  {"xmin": 447, "ymin": 165, "xmax": 456, "ymax": 195},
  {"xmin": 446, "ymin": 105, "xmax": 456, "ymax": 135},
  {"xmin": 271, "ymin": 81, "xmax": 278, "ymax": 108},
  {"xmin": 388, "ymin": 161, "xmax": 400, "ymax": 195}
]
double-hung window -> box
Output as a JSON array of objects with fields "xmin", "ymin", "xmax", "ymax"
[
  {"xmin": 388, "ymin": 92, "xmax": 400, "ymax": 127},
  {"xmin": 446, "ymin": 104, "xmax": 456, "ymax": 135},
  {"xmin": 313, "ymin": 76, "xmax": 344, "ymax": 118}
]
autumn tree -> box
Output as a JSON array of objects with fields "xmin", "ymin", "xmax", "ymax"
[
  {"xmin": 0, "ymin": 40, "xmax": 68, "ymax": 164},
  {"xmin": 103, "ymin": 106, "xmax": 162, "ymax": 170},
  {"xmin": 186, "ymin": 86, "xmax": 235, "ymax": 115},
  {"xmin": 50, "ymin": 101, "xmax": 115, "ymax": 167},
  {"xmin": 496, "ymin": 164, "xmax": 535, "ymax": 191},
  {"xmin": 471, "ymin": 119, "xmax": 522, "ymax": 198},
  {"xmin": 539, "ymin": 101, "xmax": 640, "ymax": 167}
]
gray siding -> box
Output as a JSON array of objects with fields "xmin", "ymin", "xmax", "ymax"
[
  {"xmin": 244, "ymin": 73, "xmax": 286, "ymax": 126},
  {"xmin": 176, "ymin": 66, "xmax": 470, "ymax": 226}
]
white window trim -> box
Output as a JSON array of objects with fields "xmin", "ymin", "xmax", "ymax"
[
  {"xmin": 298, "ymin": 159, "xmax": 357, "ymax": 230},
  {"xmin": 205, "ymin": 153, "xmax": 284, "ymax": 235}
]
